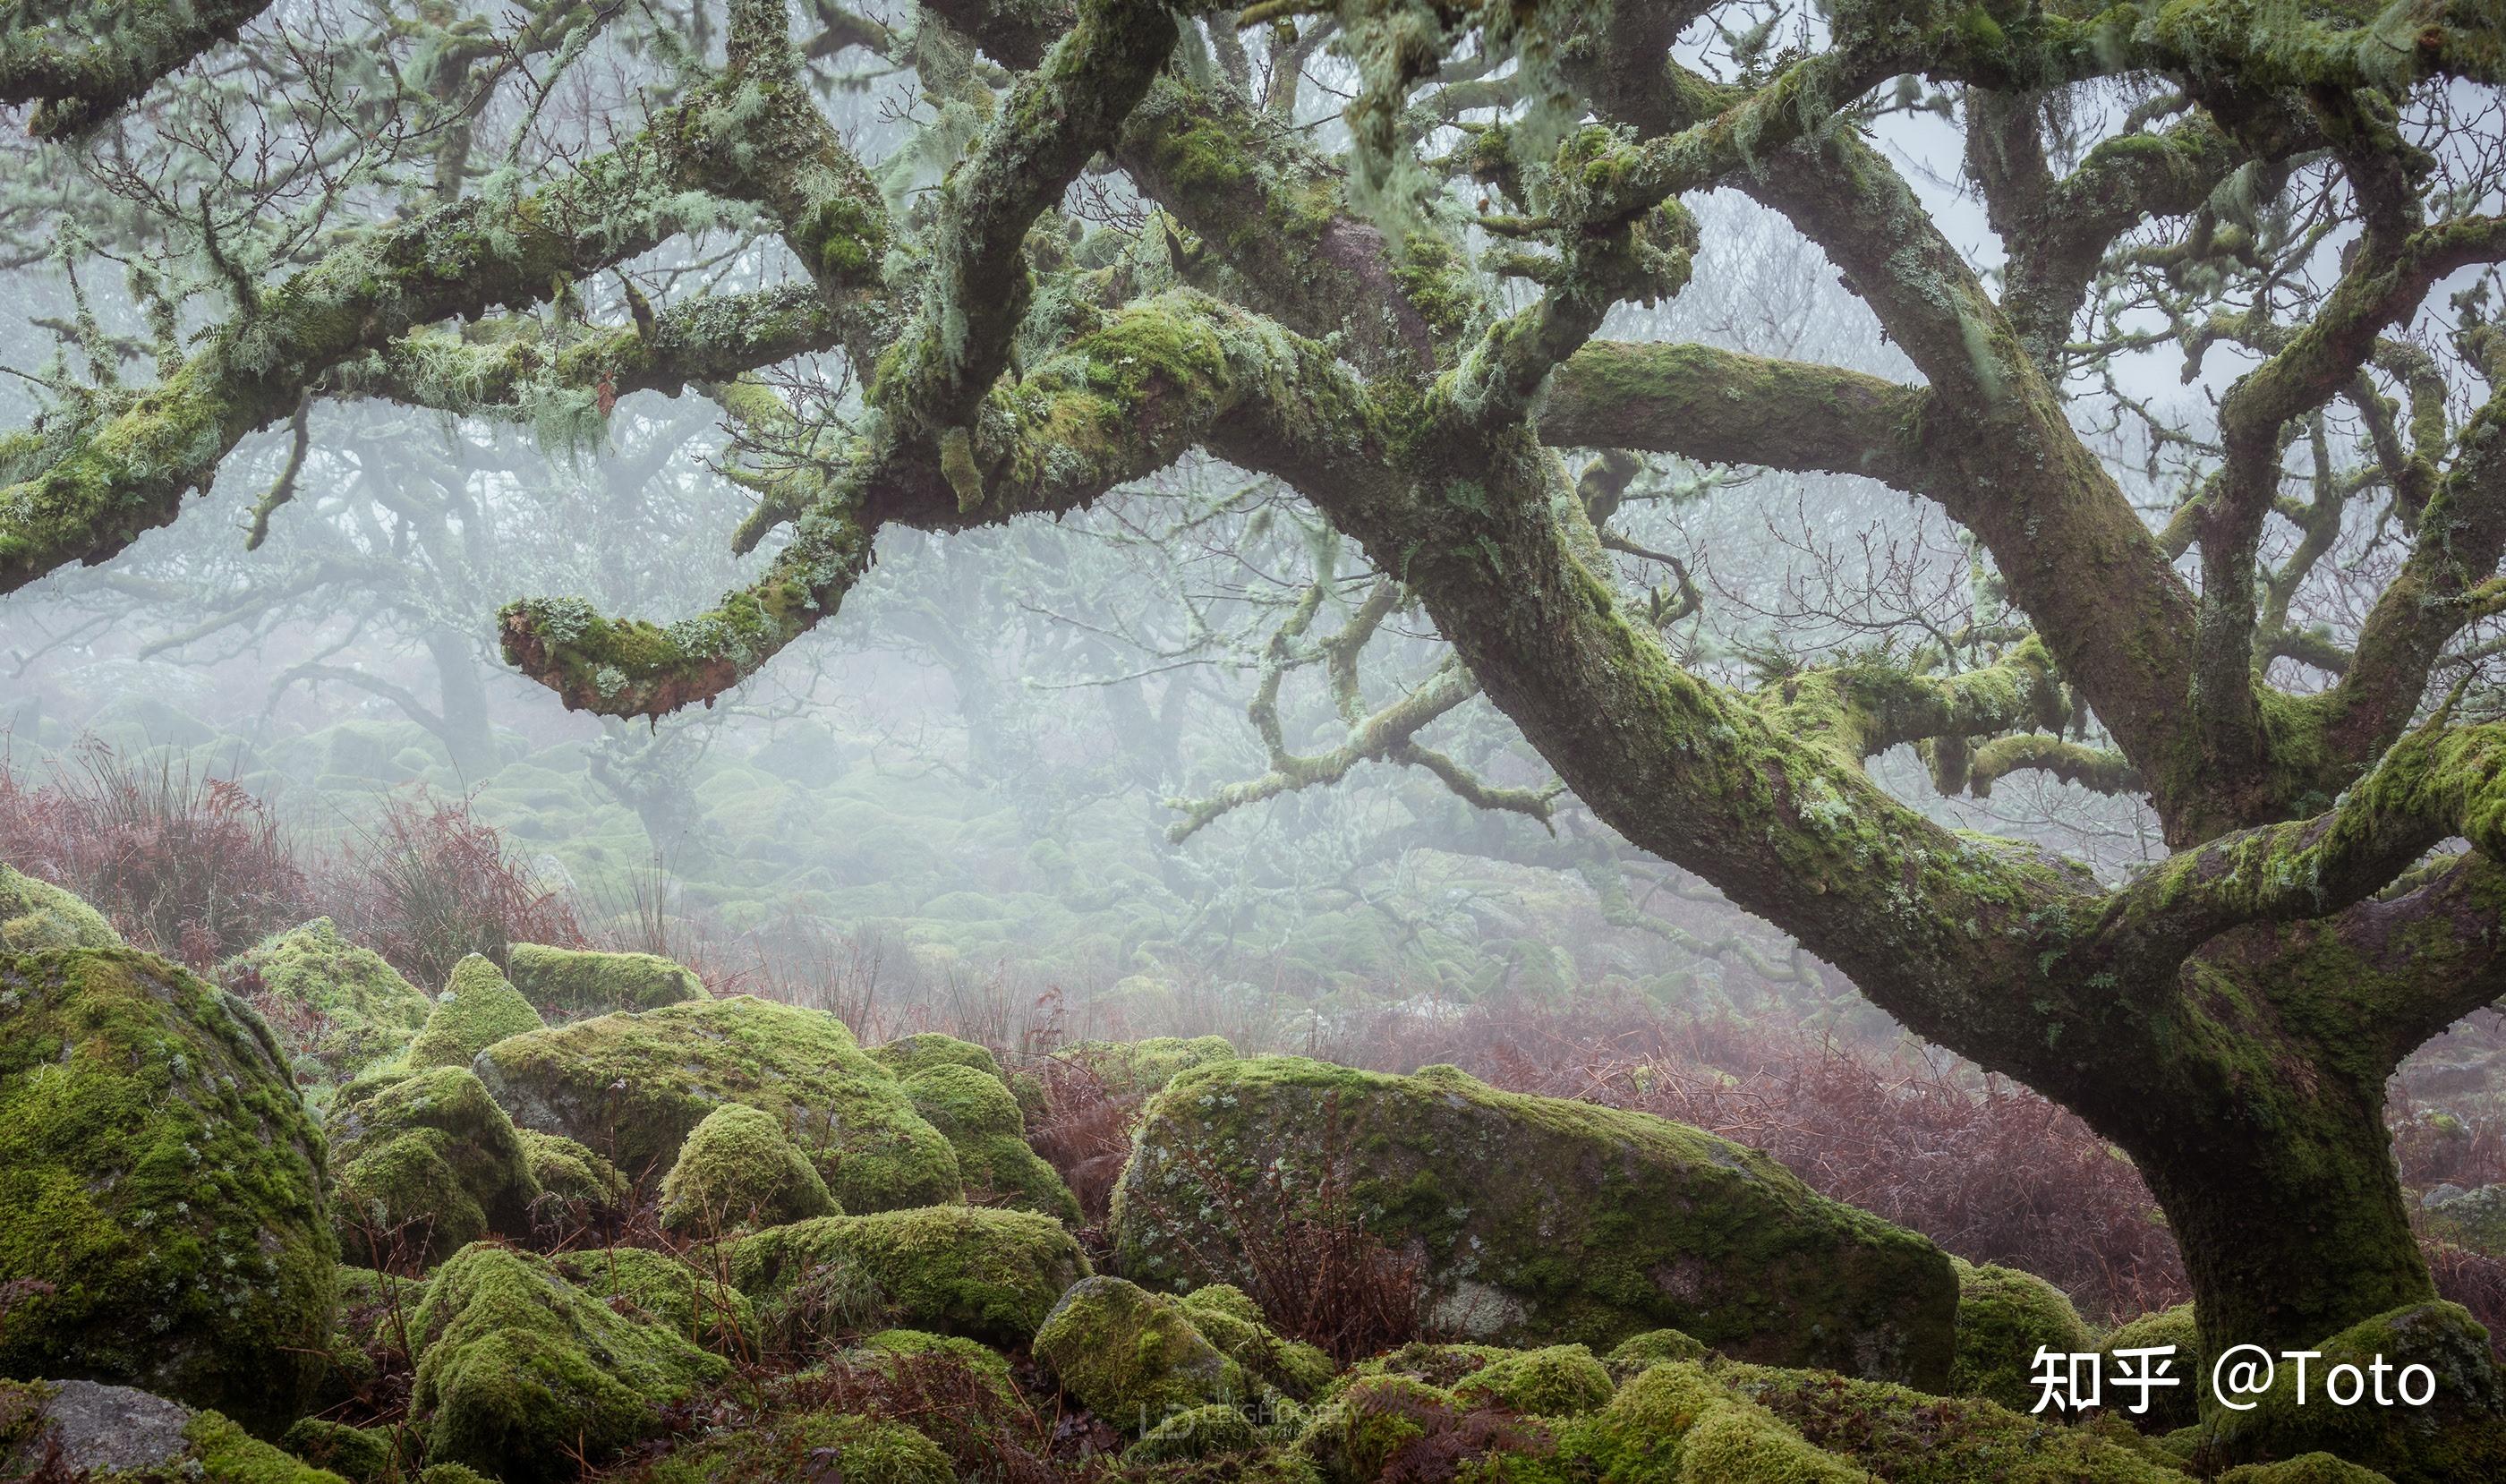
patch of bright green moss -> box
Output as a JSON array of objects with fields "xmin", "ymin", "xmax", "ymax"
[{"xmin": 405, "ymin": 954, "xmax": 543, "ymax": 1069}]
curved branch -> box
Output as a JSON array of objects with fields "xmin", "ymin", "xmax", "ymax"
[{"xmin": 0, "ymin": 0, "xmax": 274, "ymax": 138}]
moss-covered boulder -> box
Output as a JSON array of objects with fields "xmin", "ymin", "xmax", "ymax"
[
  {"xmin": 1035, "ymin": 1275, "xmax": 1246, "ymax": 1431},
  {"xmin": 553, "ymin": 1245, "xmax": 754, "ymax": 1350},
  {"xmin": 1451, "ymin": 1343, "xmax": 1615, "ymax": 1416},
  {"xmin": 409, "ymin": 1243, "xmax": 728, "ymax": 1484},
  {"xmin": 869, "ymin": 1031, "xmax": 1003, "ymax": 1082},
  {"xmin": 1066, "ymin": 1034, "xmax": 1237, "ymax": 1095},
  {"xmin": 473, "ymin": 995, "xmax": 961, "ymax": 1209},
  {"xmin": 0, "ymin": 949, "xmax": 336, "ymax": 1434},
  {"xmin": 405, "ymin": 954, "xmax": 543, "ymax": 1070},
  {"xmin": 516, "ymin": 1128, "xmax": 627, "ymax": 1230},
  {"xmin": 1178, "ymin": 1284, "xmax": 1336, "ymax": 1400},
  {"xmin": 328, "ymin": 1066, "xmax": 540, "ymax": 1268},
  {"xmin": 659, "ymin": 1102, "xmax": 841, "ymax": 1234},
  {"xmin": 636, "ymin": 1411, "xmax": 950, "ymax": 1484},
  {"xmin": 848, "ymin": 1327, "xmax": 1020, "ymax": 1406},
  {"xmin": 1293, "ymin": 1374, "xmax": 1473, "ymax": 1482},
  {"xmin": 1950, "ymin": 1258, "xmax": 2093, "ymax": 1413},
  {"xmin": 732, "ymin": 1206, "xmax": 1088, "ymax": 1347},
  {"xmin": 899, "ymin": 1062, "xmax": 1082, "ymax": 1224},
  {"xmin": 0, "ymin": 1378, "xmax": 348, "ymax": 1483},
  {"xmin": 2195, "ymin": 1301, "xmax": 2506, "ymax": 1484},
  {"xmin": 220, "ymin": 918, "xmax": 431, "ymax": 1083},
  {"xmin": 1112, "ymin": 1056, "xmax": 1956, "ymax": 1383},
  {"xmin": 505, "ymin": 942, "xmax": 708, "ymax": 1017},
  {"xmin": 0, "ymin": 865, "xmax": 121, "ymax": 951},
  {"xmin": 2101, "ymin": 1302, "xmax": 2204, "ymax": 1432}
]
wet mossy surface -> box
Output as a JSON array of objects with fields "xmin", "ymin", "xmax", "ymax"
[
  {"xmin": 504, "ymin": 942, "xmax": 709, "ymax": 1017},
  {"xmin": 405, "ymin": 954, "xmax": 544, "ymax": 1070},
  {"xmin": 473, "ymin": 995, "xmax": 961, "ymax": 1209},
  {"xmin": 0, "ymin": 864, "xmax": 122, "ymax": 951},
  {"xmin": 0, "ymin": 949, "xmax": 337, "ymax": 1435},
  {"xmin": 658, "ymin": 1101, "xmax": 842, "ymax": 1234},
  {"xmin": 732, "ymin": 1205, "xmax": 1089, "ymax": 1347},
  {"xmin": 1948, "ymin": 1257, "xmax": 2093, "ymax": 1414},
  {"xmin": 327, "ymin": 1066, "xmax": 540, "ymax": 1267},
  {"xmin": 408, "ymin": 1242, "xmax": 728, "ymax": 1484}
]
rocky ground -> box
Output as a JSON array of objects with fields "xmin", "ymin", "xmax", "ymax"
[{"xmin": 4, "ymin": 865, "xmax": 2501, "ymax": 1483}]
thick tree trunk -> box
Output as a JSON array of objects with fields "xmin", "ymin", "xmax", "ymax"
[{"xmin": 2102, "ymin": 1050, "xmax": 2432, "ymax": 1363}]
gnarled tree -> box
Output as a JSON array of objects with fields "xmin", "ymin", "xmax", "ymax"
[{"xmin": 7, "ymin": 0, "xmax": 2506, "ymax": 1459}]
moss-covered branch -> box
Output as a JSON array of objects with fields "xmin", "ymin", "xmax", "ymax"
[
  {"xmin": 1537, "ymin": 341, "xmax": 1928, "ymax": 486},
  {"xmin": 0, "ymin": 140, "xmax": 712, "ymax": 593},
  {"xmin": 0, "ymin": 0, "xmax": 275, "ymax": 138}
]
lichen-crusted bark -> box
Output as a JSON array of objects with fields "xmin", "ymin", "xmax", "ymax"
[
  {"xmin": 0, "ymin": 949, "xmax": 337, "ymax": 1434},
  {"xmin": 1111, "ymin": 1056, "xmax": 1958, "ymax": 1384}
]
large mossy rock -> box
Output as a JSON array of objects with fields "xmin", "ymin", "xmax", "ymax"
[
  {"xmin": 328, "ymin": 1067, "xmax": 541, "ymax": 1267},
  {"xmin": 473, "ymin": 995, "xmax": 961, "ymax": 1209},
  {"xmin": 405, "ymin": 954, "xmax": 543, "ymax": 1070},
  {"xmin": 637, "ymin": 1411, "xmax": 950, "ymax": 1484},
  {"xmin": 219, "ymin": 917, "xmax": 431, "ymax": 1083},
  {"xmin": 869, "ymin": 1031, "xmax": 1004, "ymax": 1082},
  {"xmin": 0, "ymin": 949, "xmax": 337, "ymax": 1434},
  {"xmin": 0, "ymin": 1378, "xmax": 347, "ymax": 1483},
  {"xmin": 410, "ymin": 1243, "xmax": 727, "ymax": 1484},
  {"xmin": 899, "ymin": 1062, "xmax": 1082, "ymax": 1224},
  {"xmin": 1720, "ymin": 1360, "xmax": 2192, "ymax": 1482},
  {"xmin": 2195, "ymin": 1301, "xmax": 2506, "ymax": 1484},
  {"xmin": 0, "ymin": 864, "xmax": 121, "ymax": 951},
  {"xmin": 658, "ymin": 1102, "xmax": 840, "ymax": 1234},
  {"xmin": 516, "ymin": 1128, "xmax": 628, "ymax": 1230},
  {"xmin": 1111, "ymin": 1055, "xmax": 1956, "ymax": 1384},
  {"xmin": 730, "ymin": 1207, "xmax": 1089, "ymax": 1346},
  {"xmin": 505, "ymin": 942, "xmax": 708, "ymax": 1017},
  {"xmin": 2101, "ymin": 1302, "xmax": 2204, "ymax": 1432}
]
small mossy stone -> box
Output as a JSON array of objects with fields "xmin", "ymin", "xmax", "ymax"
[
  {"xmin": 1950, "ymin": 1258, "xmax": 2093, "ymax": 1413},
  {"xmin": 405, "ymin": 955, "xmax": 543, "ymax": 1069},
  {"xmin": 410, "ymin": 1243, "xmax": 728, "ymax": 1484},
  {"xmin": 1112, "ymin": 1055, "xmax": 1954, "ymax": 1382},
  {"xmin": 901, "ymin": 1062, "xmax": 1025, "ymax": 1137},
  {"xmin": 870, "ymin": 1031, "xmax": 1004, "ymax": 1083},
  {"xmin": 660, "ymin": 1102, "xmax": 840, "ymax": 1234},
  {"xmin": 416, "ymin": 1466, "xmax": 496, "ymax": 1484},
  {"xmin": 328, "ymin": 1066, "xmax": 541, "ymax": 1267},
  {"xmin": 553, "ymin": 1245, "xmax": 755, "ymax": 1350},
  {"xmin": 2216, "ymin": 1454, "xmax": 2397, "ymax": 1483},
  {"xmin": 1035, "ymin": 1275, "xmax": 1245, "ymax": 1432},
  {"xmin": 732, "ymin": 1205, "xmax": 1089, "ymax": 1347},
  {"xmin": 1608, "ymin": 1327, "xmax": 1708, "ymax": 1377},
  {"xmin": 2195, "ymin": 1301, "xmax": 2506, "ymax": 1484},
  {"xmin": 221, "ymin": 917, "xmax": 430, "ymax": 1083},
  {"xmin": 506, "ymin": 942, "xmax": 708, "ymax": 1016},
  {"xmin": 1452, "ymin": 1343, "xmax": 1615, "ymax": 1417},
  {"xmin": 280, "ymin": 1419, "xmax": 399, "ymax": 1483},
  {"xmin": 638, "ymin": 1411, "xmax": 950, "ymax": 1484},
  {"xmin": 516, "ymin": 1127, "xmax": 628, "ymax": 1228},
  {"xmin": 2101, "ymin": 1302, "xmax": 2204, "ymax": 1432},
  {"xmin": 473, "ymin": 995, "xmax": 961, "ymax": 1211},
  {"xmin": 0, "ymin": 864, "xmax": 121, "ymax": 951},
  {"xmin": 1126, "ymin": 1402, "xmax": 1264, "ymax": 1464},
  {"xmin": 0, "ymin": 950, "xmax": 336, "ymax": 1434}
]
